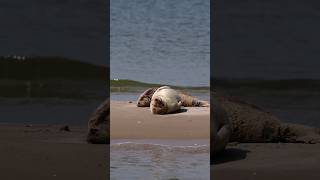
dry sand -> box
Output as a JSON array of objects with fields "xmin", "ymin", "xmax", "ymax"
[
  {"xmin": 0, "ymin": 124, "xmax": 108, "ymax": 180},
  {"xmin": 212, "ymin": 143, "xmax": 320, "ymax": 180},
  {"xmin": 110, "ymin": 100, "xmax": 210, "ymax": 139}
]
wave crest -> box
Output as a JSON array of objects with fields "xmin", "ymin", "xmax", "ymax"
[{"xmin": 111, "ymin": 142, "xmax": 209, "ymax": 154}]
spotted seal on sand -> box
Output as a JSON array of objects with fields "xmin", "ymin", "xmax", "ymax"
[
  {"xmin": 137, "ymin": 87, "xmax": 158, "ymax": 107},
  {"xmin": 137, "ymin": 87, "xmax": 209, "ymax": 107},
  {"xmin": 212, "ymin": 91, "xmax": 320, "ymax": 144},
  {"xmin": 87, "ymin": 98, "xmax": 109, "ymax": 144},
  {"xmin": 211, "ymin": 101, "xmax": 232, "ymax": 154},
  {"xmin": 150, "ymin": 86, "xmax": 182, "ymax": 114}
]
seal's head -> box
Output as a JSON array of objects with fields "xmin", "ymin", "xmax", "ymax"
[
  {"xmin": 137, "ymin": 88, "xmax": 157, "ymax": 107},
  {"xmin": 137, "ymin": 95, "xmax": 151, "ymax": 107},
  {"xmin": 150, "ymin": 97, "xmax": 168, "ymax": 114}
]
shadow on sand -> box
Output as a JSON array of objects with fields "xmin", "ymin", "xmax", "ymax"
[
  {"xmin": 211, "ymin": 148, "xmax": 250, "ymax": 165},
  {"xmin": 166, "ymin": 108, "xmax": 188, "ymax": 114},
  {"xmin": 175, "ymin": 108, "xmax": 188, "ymax": 113}
]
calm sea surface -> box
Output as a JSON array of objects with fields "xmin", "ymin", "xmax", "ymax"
[
  {"xmin": 0, "ymin": 98, "xmax": 102, "ymax": 125},
  {"xmin": 111, "ymin": 0, "xmax": 210, "ymax": 86}
]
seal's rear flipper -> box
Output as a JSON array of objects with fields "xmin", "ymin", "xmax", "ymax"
[
  {"xmin": 279, "ymin": 123, "xmax": 320, "ymax": 144},
  {"xmin": 199, "ymin": 101, "xmax": 210, "ymax": 107}
]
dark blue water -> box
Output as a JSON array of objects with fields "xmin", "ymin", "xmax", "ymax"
[
  {"xmin": 0, "ymin": 98, "xmax": 101, "ymax": 125},
  {"xmin": 212, "ymin": 0, "xmax": 320, "ymax": 80},
  {"xmin": 111, "ymin": 0, "xmax": 210, "ymax": 86}
]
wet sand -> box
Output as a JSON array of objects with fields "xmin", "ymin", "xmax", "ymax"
[
  {"xmin": 212, "ymin": 143, "xmax": 320, "ymax": 180},
  {"xmin": 110, "ymin": 101, "xmax": 210, "ymax": 139},
  {"xmin": 0, "ymin": 124, "xmax": 108, "ymax": 180}
]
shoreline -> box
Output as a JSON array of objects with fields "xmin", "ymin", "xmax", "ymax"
[{"xmin": 111, "ymin": 139, "xmax": 210, "ymax": 147}]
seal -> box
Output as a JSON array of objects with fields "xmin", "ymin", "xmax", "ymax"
[
  {"xmin": 150, "ymin": 86, "xmax": 182, "ymax": 114},
  {"xmin": 137, "ymin": 87, "xmax": 158, "ymax": 107},
  {"xmin": 212, "ymin": 91, "xmax": 320, "ymax": 144},
  {"xmin": 137, "ymin": 87, "xmax": 209, "ymax": 107},
  {"xmin": 87, "ymin": 98, "xmax": 109, "ymax": 144},
  {"xmin": 211, "ymin": 100, "xmax": 232, "ymax": 155}
]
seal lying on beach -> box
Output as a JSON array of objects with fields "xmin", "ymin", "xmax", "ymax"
[
  {"xmin": 150, "ymin": 86, "xmax": 182, "ymax": 114},
  {"xmin": 137, "ymin": 87, "xmax": 158, "ymax": 107},
  {"xmin": 212, "ymin": 91, "xmax": 320, "ymax": 144},
  {"xmin": 211, "ymin": 101, "xmax": 232, "ymax": 154},
  {"xmin": 137, "ymin": 87, "xmax": 209, "ymax": 107},
  {"xmin": 87, "ymin": 98, "xmax": 109, "ymax": 144}
]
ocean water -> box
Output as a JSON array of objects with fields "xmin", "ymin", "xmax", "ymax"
[
  {"xmin": 111, "ymin": 0, "xmax": 210, "ymax": 86},
  {"xmin": 111, "ymin": 139, "xmax": 210, "ymax": 180},
  {"xmin": 111, "ymin": 92, "xmax": 210, "ymax": 102},
  {"xmin": 0, "ymin": 98, "xmax": 102, "ymax": 125}
]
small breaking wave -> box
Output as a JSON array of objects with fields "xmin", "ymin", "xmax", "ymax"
[{"xmin": 111, "ymin": 142, "xmax": 209, "ymax": 154}]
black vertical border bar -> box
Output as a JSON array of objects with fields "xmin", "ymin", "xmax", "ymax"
[
  {"xmin": 106, "ymin": 2, "xmax": 110, "ymax": 102},
  {"xmin": 107, "ymin": 0, "xmax": 111, "ymax": 178},
  {"xmin": 210, "ymin": 0, "xmax": 224, "ymax": 175},
  {"xmin": 210, "ymin": 0, "xmax": 214, "ymax": 170}
]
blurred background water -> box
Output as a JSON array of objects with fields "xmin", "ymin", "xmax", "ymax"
[
  {"xmin": 0, "ymin": 0, "xmax": 108, "ymax": 125},
  {"xmin": 0, "ymin": 98, "xmax": 102, "ymax": 125},
  {"xmin": 212, "ymin": 0, "xmax": 320, "ymax": 80},
  {"xmin": 0, "ymin": 0, "xmax": 107, "ymax": 66}
]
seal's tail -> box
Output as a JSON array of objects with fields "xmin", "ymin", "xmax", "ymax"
[
  {"xmin": 179, "ymin": 93, "xmax": 210, "ymax": 107},
  {"xmin": 199, "ymin": 100, "xmax": 210, "ymax": 107},
  {"xmin": 192, "ymin": 99, "xmax": 210, "ymax": 107}
]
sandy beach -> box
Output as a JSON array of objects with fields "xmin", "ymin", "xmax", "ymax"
[
  {"xmin": 110, "ymin": 100, "xmax": 210, "ymax": 139},
  {"xmin": 0, "ymin": 124, "xmax": 108, "ymax": 180},
  {"xmin": 212, "ymin": 143, "xmax": 320, "ymax": 180}
]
